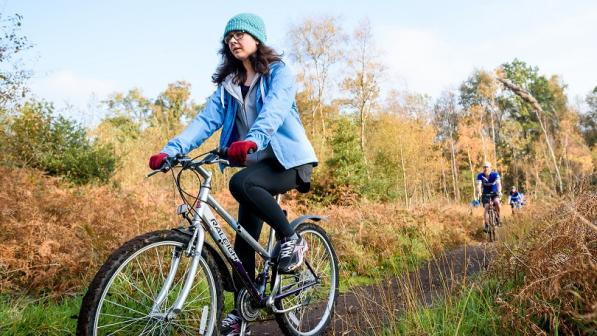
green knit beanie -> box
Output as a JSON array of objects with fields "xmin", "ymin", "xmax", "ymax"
[{"xmin": 223, "ymin": 13, "xmax": 267, "ymax": 44}]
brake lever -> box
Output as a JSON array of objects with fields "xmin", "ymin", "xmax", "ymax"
[
  {"xmin": 146, "ymin": 157, "xmax": 177, "ymax": 178},
  {"xmin": 146, "ymin": 170, "xmax": 161, "ymax": 178}
]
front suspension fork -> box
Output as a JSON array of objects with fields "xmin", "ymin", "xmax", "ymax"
[{"xmin": 150, "ymin": 226, "xmax": 206, "ymax": 319}]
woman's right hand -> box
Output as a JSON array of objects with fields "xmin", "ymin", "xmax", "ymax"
[{"xmin": 149, "ymin": 153, "xmax": 169, "ymax": 170}]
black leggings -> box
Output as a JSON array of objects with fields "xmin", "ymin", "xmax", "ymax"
[{"xmin": 229, "ymin": 158, "xmax": 300, "ymax": 282}]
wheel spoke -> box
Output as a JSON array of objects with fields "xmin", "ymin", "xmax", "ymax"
[
  {"xmin": 279, "ymin": 226, "xmax": 337, "ymax": 334},
  {"xmin": 99, "ymin": 315, "xmax": 146, "ymax": 329},
  {"xmin": 103, "ymin": 299, "xmax": 147, "ymax": 317},
  {"xmin": 114, "ymin": 272, "xmax": 155, "ymax": 304},
  {"xmin": 88, "ymin": 237, "xmax": 218, "ymax": 336},
  {"xmin": 155, "ymin": 247, "xmax": 165, "ymax": 283}
]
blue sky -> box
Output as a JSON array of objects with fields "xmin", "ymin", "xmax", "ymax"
[{"xmin": 3, "ymin": 0, "xmax": 597, "ymax": 125}]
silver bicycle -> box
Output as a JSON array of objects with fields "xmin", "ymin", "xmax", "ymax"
[{"xmin": 77, "ymin": 149, "xmax": 339, "ymax": 335}]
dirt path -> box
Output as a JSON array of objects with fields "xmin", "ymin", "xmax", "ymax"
[{"xmin": 250, "ymin": 244, "xmax": 492, "ymax": 335}]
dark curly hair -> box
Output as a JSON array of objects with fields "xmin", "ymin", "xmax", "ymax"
[{"xmin": 212, "ymin": 40, "xmax": 283, "ymax": 85}]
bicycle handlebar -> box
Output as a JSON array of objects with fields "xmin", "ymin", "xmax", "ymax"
[{"xmin": 145, "ymin": 148, "xmax": 230, "ymax": 178}]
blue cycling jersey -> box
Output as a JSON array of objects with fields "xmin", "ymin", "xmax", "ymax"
[
  {"xmin": 477, "ymin": 171, "xmax": 500, "ymax": 194},
  {"xmin": 509, "ymin": 191, "xmax": 521, "ymax": 201}
]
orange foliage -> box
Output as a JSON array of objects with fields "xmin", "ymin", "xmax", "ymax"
[
  {"xmin": 0, "ymin": 167, "xmax": 177, "ymax": 296},
  {"xmin": 0, "ymin": 167, "xmax": 482, "ymax": 297}
]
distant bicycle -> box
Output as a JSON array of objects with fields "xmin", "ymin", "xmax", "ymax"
[
  {"xmin": 77, "ymin": 148, "xmax": 339, "ymax": 336},
  {"xmin": 510, "ymin": 200, "xmax": 524, "ymax": 216},
  {"xmin": 483, "ymin": 193, "xmax": 500, "ymax": 242}
]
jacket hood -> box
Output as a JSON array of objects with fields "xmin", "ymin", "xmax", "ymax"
[{"xmin": 220, "ymin": 73, "xmax": 264, "ymax": 105}]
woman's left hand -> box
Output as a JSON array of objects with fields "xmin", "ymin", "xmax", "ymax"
[{"xmin": 228, "ymin": 140, "xmax": 257, "ymax": 165}]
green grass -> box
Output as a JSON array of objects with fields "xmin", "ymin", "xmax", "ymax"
[
  {"xmin": 340, "ymin": 274, "xmax": 379, "ymax": 292},
  {"xmin": 390, "ymin": 278, "xmax": 506, "ymax": 336},
  {"xmin": 340, "ymin": 231, "xmax": 434, "ymax": 293},
  {"xmin": 0, "ymin": 232, "xmax": 458, "ymax": 335},
  {"xmin": 0, "ymin": 294, "xmax": 80, "ymax": 336}
]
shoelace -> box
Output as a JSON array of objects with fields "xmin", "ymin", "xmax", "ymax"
[
  {"xmin": 222, "ymin": 313, "xmax": 240, "ymax": 327},
  {"xmin": 279, "ymin": 239, "xmax": 297, "ymax": 259}
]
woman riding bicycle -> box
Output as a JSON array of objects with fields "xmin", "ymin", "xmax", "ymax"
[{"xmin": 148, "ymin": 13, "xmax": 317, "ymax": 335}]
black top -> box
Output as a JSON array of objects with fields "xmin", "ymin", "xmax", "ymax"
[{"xmin": 241, "ymin": 84, "xmax": 250, "ymax": 100}]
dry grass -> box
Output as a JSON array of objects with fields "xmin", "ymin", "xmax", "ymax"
[
  {"xmin": 319, "ymin": 202, "xmax": 481, "ymax": 277},
  {"xmin": 0, "ymin": 167, "xmax": 482, "ymax": 298},
  {"xmin": 0, "ymin": 167, "xmax": 178, "ymax": 296},
  {"xmin": 331, "ymin": 188, "xmax": 596, "ymax": 335},
  {"xmin": 492, "ymin": 190, "xmax": 597, "ymax": 335}
]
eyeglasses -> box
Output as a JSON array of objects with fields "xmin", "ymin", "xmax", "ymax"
[{"xmin": 224, "ymin": 31, "xmax": 246, "ymax": 44}]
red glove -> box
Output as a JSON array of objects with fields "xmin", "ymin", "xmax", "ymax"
[
  {"xmin": 149, "ymin": 153, "xmax": 168, "ymax": 170},
  {"xmin": 228, "ymin": 141, "xmax": 257, "ymax": 166}
]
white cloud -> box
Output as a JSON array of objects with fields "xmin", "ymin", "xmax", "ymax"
[
  {"xmin": 506, "ymin": 7, "xmax": 597, "ymax": 99},
  {"xmin": 379, "ymin": 28, "xmax": 470, "ymax": 97},
  {"xmin": 378, "ymin": 6, "xmax": 597, "ymax": 100},
  {"xmin": 31, "ymin": 70, "xmax": 117, "ymax": 104},
  {"xmin": 29, "ymin": 70, "xmax": 119, "ymax": 125}
]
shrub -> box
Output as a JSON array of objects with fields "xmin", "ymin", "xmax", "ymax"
[
  {"xmin": 311, "ymin": 116, "xmax": 367, "ymax": 205},
  {"xmin": 2, "ymin": 100, "xmax": 116, "ymax": 184},
  {"xmin": 492, "ymin": 190, "xmax": 597, "ymax": 335}
]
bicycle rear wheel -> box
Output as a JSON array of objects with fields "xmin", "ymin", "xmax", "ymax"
[
  {"xmin": 77, "ymin": 230, "xmax": 222, "ymax": 335},
  {"xmin": 275, "ymin": 222, "xmax": 339, "ymax": 336}
]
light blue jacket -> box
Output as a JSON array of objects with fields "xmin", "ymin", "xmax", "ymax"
[{"xmin": 161, "ymin": 62, "xmax": 317, "ymax": 170}]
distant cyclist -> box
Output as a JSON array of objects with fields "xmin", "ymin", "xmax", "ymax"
[
  {"xmin": 476, "ymin": 162, "xmax": 502, "ymax": 232},
  {"xmin": 508, "ymin": 186, "xmax": 524, "ymax": 210}
]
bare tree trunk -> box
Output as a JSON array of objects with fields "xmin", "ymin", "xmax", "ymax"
[
  {"xmin": 466, "ymin": 147, "xmax": 476, "ymax": 199},
  {"xmin": 318, "ymin": 99, "xmax": 327, "ymax": 141},
  {"xmin": 311, "ymin": 107, "xmax": 316, "ymax": 136},
  {"xmin": 533, "ymin": 164, "xmax": 546, "ymax": 195},
  {"xmin": 563, "ymin": 133, "xmax": 572, "ymax": 192},
  {"xmin": 496, "ymin": 76, "xmax": 564, "ymax": 194},
  {"xmin": 400, "ymin": 144, "xmax": 409, "ymax": 208},
  {"xmin": 441, "ymin": 165, "xmax": 449, "ymax": 199},
  {"xmin": 449, "ymin": 138, "xmax": 460, "ymax": 200},
  {"xmin": 489, "ymin": 106, "xmax": 498, "ymax": 164},
  {"xmin": 478, "ymin": 114, "xmax": 488, "ymax": 162},
  {"xmin": 360, "ymin": 105, "xmax": 365, "ymax": 152}
]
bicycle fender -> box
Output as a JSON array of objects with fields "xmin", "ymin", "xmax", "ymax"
[
  {"xmin": 204, "ymin": 242, "xmax": 237, "ymax": 293},
  {"xmin": 289, "ymin": 215, "xmax": 326, "ymax": 230}
]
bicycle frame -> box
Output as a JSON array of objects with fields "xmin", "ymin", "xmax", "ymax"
[{"xmin": 154, "ymin": 158, "xmax": 320, "ymax": 319}]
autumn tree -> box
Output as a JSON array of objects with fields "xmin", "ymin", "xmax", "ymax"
[
  {"xmin": 385, "ymin": 89, "xmax": 433, "ymax": 122},
  {"xmin": 0, "ymin": 13, "xmax": 32, "ymax": 108},
  {"xmin": 151, "ymin": 81, "xmax": 197, "ymax": 140},
  {"xmin": 287, "ymin": 16, "xmax": 346, "ymax": 146},
  {"xmin": 433, "ymin": 90, "xmax": 462, "ymax": 200},
  {"xmin": 341, "ymin": 18, "xmax": 384, "ymax": 152},
  {"xmin": 367, "ymin": 112, "xmax": 443, "ymax": 206},
  {"xmin": 460, "ymin": 70, "xmax": 500, "ymax": 165},
  {"xmin": 580, "ymin": 87, "xmax": 597, "ymax": 149},
  {"xmin": 104, "ymin": 88, "xmax": 151, "ymax": 127},
  {"xmin": 496, "ymin": 62, "xmax": 565, "ymax": 193}
]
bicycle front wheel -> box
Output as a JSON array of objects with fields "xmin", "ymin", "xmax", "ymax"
[
  {"xmin": 487, "ymin": 210, "xmax": 497, "ymax": 242},
  {"xmin": 77, "ymin": 230, "xmax": 222, "ymax": 335},
  {"xmin": 275, "ymin": 222, "xmax": 339, "ymax": 336}
]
